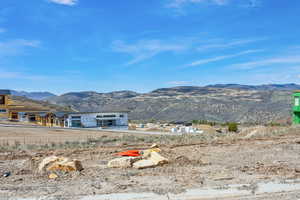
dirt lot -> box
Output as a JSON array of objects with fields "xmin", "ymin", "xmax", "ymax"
[{"xmin": 0, "ymin": 125, "xmax": 300, "ymax": 200}]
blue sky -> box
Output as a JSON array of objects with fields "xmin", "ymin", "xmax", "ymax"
[{"xmin": 0, "ymin": 0, "xmax": 300, "ymax": 94}]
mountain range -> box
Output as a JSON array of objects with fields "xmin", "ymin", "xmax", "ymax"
[
  {"xmin": 10, "ymin": 84, "xmax": 300, "ymax": 124},
  {"xmin": 11, "ymin": 90, "xmax": 56, "ymax": 100}
]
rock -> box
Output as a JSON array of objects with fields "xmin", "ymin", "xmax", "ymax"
[
  {"xmin": 3, "ymin": 172, "xmax": 11, "ymax": 177},
  {"xmin": 133, "ymin": 152, "xmax": 168, "ymax": 169},
  {"xmin": 38, "ymin": 156, "xmax": 59, "ymax": 172},
  {"xmin": 39, "ymin": 156, "xmax": 83, "ymax": 173},
  {"xmin": 49, "ymin": 173, "xmax": 58, "ymax": 179},
  {"xmin": 107, "ymin": 157, "xmax": 140, "ymax": 168},
  {"xmin": 47, "ymin": 159, "xmax": 83, "ymax": 172},
  {"xmin": 149, "ymin": 152, "xmax": 168, "ymax": 165},
  {"xmin": 133, "ymin": 159, "xmax": 157, "ymax": 169},
  {"xmin": 141, "ymin": 148, "xmax": 161, "ymax": 158}
]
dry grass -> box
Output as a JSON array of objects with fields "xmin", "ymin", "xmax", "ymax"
[{"xmin": 0, "ymin": 125, "xmax": 298, "ymax": 151}]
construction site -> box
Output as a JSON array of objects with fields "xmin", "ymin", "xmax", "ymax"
[
  {"xmin": 0, "ymin": 90, "xmax": 299, "ymax": 199},
  {"xmin": 0, "ymin": 91, "xmax": 300, "ymax": 200},
  {"xmin": 2, "ymin": 0, "xmax": 300, "ymax": 198},
  {"xmin": 1, "ymin": 124, "xmax": 300, "ymax": 200}
]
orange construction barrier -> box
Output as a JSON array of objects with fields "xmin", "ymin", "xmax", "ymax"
[{"xmin": 117, "ymin": 150, "xmax": 141, "ymax": 157}]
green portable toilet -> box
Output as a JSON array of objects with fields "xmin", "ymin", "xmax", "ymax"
[{"xmin": 292, "ymin": 91, "xmax": 300, "ymax": 124}]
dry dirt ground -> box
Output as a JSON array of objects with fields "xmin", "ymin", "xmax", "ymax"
[{"xmin": 0, "ymin": 125, "xmax": 300, "ymax": 200}]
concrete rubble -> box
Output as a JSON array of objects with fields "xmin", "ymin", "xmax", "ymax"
[
  {"xmin": 108, "ymin": 144, "xmax": 168, "ymax": 169},
  {"xmin": 133, "ymin": 159, "xmax": 157, "ymax": 169}
]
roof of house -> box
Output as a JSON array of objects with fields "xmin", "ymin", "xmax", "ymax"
[
  {"xmin": 9, "ymin": 107, "xmax": 50, "ymax": 112},
  {"xmin": 0, "ymin": 90, "xmax": 11, "ymax": 95},
  {"xmin": 22, "ymin": 110, "xmax": 129, "ymax": 117},
  {"xmin": 68, "ymin": 110, "xmax": 130, "ymax": 115},
  {"xmin": 53, "ymin": 112, "xmax": 70, "ymax": 118}
]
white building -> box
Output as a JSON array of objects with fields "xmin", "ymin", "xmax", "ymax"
[{"xmin": 65, "ymin": 111, "xmax": 128, "ymax": 129}]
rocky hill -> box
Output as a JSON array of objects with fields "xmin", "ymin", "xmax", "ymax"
[
  {"xmin": 206, "ymin": 83, "xmax": 300, "ymax": 91},
  {"xmin": 46, "ymin": 84, "xmax": 298, "ymax": 124},
  {"xmin": 12, "ymin": 96, "xmax": 73, "ymax": 112}
]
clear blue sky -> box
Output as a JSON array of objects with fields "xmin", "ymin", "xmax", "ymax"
[{"xmin": 0, "ymin": 0, "xmax": 300, "ymax": 94}]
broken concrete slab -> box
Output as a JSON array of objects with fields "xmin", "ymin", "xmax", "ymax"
[
  {"xmin": 107, "ymin": 157, "xmax": 140, "ymax": 168},
  {"xmin": 133, "ymin": 152, "xmax": 168, "ymax": 169},
  {"xmin": 149, "ymin": 152, "xmax": 168, "ymax": 165},
  {"xmin": 133, "ymin": 159, "xmax": 157, "ymax": 169}
]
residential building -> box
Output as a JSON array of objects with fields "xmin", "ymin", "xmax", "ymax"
[
  {"xmin": 0, "ymin": 90, "xmax": 12, "ymax": 120},
  {"xmin": 65, "ymin": 112, "xmax": 128, "ymax": 128},
  {"xmin": 0, "ymin": 89, "xmax": 129, "ymax": 129}
]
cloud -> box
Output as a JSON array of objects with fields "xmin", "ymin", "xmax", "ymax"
[
  {"xmin": 166, "ymin": 0, "xmax": 229, "ymax": 8},
  {"xmin": 112, "ymin": 39, "xmax": 188, "ymax": 65},
  {"xmin": 0, "ymin": 39, "xmax": 41, "ymax": 57},
  {"xmin": 0, "ymin": 69, "xmax": 47, "ymax": 80},
  {"xmin": 112, "ymin": 36, "xmax": 265, "ymax": 66},
  {"xmin": 0, "ymin": 28, "xmax": 6, "ymax": 33},
  {"xmin": 0, "ymin": 68, "xmax": 77, "ymax": 82},
  {"xmin": 186, "ymin": 49, "xmax": 263, "ymax": 67},
  {"xmin": 230, "ymin": 56, "xmax": 300, "ymax": 70},
  {"xmin": 0, "ymin": 71, "xmax": 20, "ymax": 79},
  {"xmin": 48, "ymin": 0, "xmax": 77, "ymax": 6},
  {"xmin": 197, "ymin": 38, "xmax": 265, "ymax": 51}
]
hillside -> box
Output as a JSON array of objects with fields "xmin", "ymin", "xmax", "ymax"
[
  {"xmin": 11, "ymin": 90, "xmax": 56, "ymax": 100},
  {"xmin": 12, "ymin": 96, "xmax": 72, "ymax": 112},
  {"xmin": 206, "ymin": 83, "xmax": 300, "ymax": 91},
  {"xmin": 47, "ymin": 84, "xmax": 297, "ymax": 124}
]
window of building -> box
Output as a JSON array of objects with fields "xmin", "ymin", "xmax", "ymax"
[
  {"xmin": 96, "ymin": 115, "xmax": 103, "ymax": 118},
  {"xmin": 0, "ymin": 96, "xmax": 5, "ymax": 105},
  {"xmin": 0, "ymin": 109, "xmax": 7, "ymax": 113},
  {"xmin": 103, "ymin": 115, "xmax": 116, "ymax": 118},
  {"xmin": 71, "ymin": 116, "xmax": 81, "ymax": 119},
  {"xmin": 120, "ymin": 114, "xmax": 124, "ymax": 118},
  {"xmin": 71, "ymin": 120, "xmax": 82, "ymax": 127},
  {"xmin": 295, "ymin": 97, "xmax": 300, "ymax": 106}
]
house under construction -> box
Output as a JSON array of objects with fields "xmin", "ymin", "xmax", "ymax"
[{"xmin": 0, "ymin": 90, "xmax": 128, "ymax": 129}]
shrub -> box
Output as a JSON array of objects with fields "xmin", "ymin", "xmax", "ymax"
[
  {"xmin": 228, "ymin": 122, "xmax": 238, "ymax": 132},
  {"xmin": 192, "ymin": 120, "xmax": 217, "ymax": 126}
]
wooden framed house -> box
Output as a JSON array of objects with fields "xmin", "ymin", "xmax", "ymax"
[{"xmin": 0, "ymin": 90, "xmax": 12, "ymax": 120}]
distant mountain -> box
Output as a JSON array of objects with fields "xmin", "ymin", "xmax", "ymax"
[
  {"xmin": 206, "ymin": 83, "xmax": 300, "ymax": 91},
  {"xmin": 11, "ymin": 90, "xmax": 56, "ymax": 100},
  {"xmin": 47, "ymin": 84, "xmax": 297, "ymax": 124}
]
